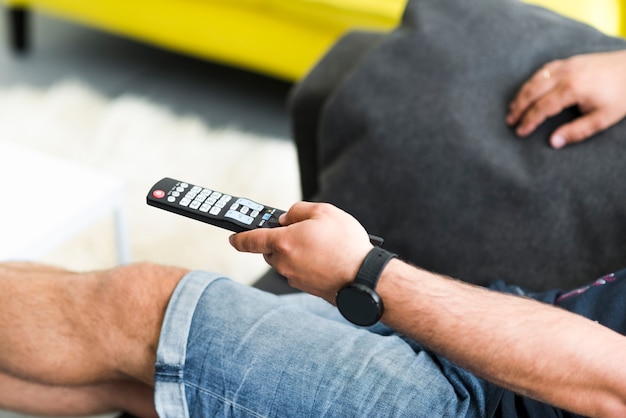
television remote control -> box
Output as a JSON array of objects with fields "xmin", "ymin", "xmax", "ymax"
[
  {"xmin": 147, "ymin": 177, "xmax": 286, "ymax": 233},
  {"xmin": 146, "ymin": 177, "xmax": 385, "ymax": 245}
]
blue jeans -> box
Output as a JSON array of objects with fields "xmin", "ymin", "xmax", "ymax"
[{"xmin": 154, "ymin": 271, "xmax": 504, "ymax": 417}]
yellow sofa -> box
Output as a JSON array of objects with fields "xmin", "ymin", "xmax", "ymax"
[
  {"xmin": 3, "ymin": 0, "xmax": 625, "ymax": 81},
  {"xmin": 527, "ymin": 0, "xmax": 625, "ymax": 37},
  {"xmin": 3, "ymin": 0, "xmax": 407, "ymax": 81}
]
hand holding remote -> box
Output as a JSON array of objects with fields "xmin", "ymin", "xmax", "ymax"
[
  {"xmin": 229, "ymin": 201, "xmax": 375, "ymax": 302},
  {"xmin": 147, "ymin": 177, "xmax": 385, "ymax": 300}
]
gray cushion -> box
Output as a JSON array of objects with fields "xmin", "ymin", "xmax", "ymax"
[{"xmin": 313, "ymin": 0, "xmax": 626, "ymax": 290}]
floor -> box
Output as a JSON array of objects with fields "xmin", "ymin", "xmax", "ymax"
[
  {"xmin": 0, "ymin": 5, "xmax": 293, "ymax": 139},
  {"xmin": 0, "ymin": 4, "xmax": 293, "ymax": 418}
]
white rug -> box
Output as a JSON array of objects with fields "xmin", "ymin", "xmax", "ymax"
[{"xmin": 0, "ymin": 80, "xmax": 301, "ymax": 285}]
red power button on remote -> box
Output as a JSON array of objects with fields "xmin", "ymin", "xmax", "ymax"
[{"xmin": 153, "ymin": 190, "xmax": 166, "ymax": 199}]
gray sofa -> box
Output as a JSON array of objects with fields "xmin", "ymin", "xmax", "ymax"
[{"xmin": 256, "ymin": 0, "xmax": 626, "ymax": 294}]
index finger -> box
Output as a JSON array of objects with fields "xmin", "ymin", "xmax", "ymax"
[
  {"xmin": 514, "ymin": 83, "xmax": 578, "ymax": 137},
  {"xmin": 507, "ymin": 65, "xmax": 558, "ymax": 126}
]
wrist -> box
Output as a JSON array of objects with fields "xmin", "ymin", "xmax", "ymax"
[
  {"xmin": 375, "ymin": 258, "xmax": 430, "ymax": 324},
  {"xmin": 336, "ymin": 247, "xmax": 397, "ymax": 326}
]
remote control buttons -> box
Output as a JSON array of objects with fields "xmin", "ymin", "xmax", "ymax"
[
  {"xmin": 225, "ymin": 210, "xmax": 254, "ymax": 225},
  {"xmin": 147, "ymin": 178, "xmax": 290, "ymax": 235},
  {"xmin": 258, "ymin": 209, "xmax": 282, "ymax": 227},
  {"xmin": 235, "ymin": 198, "xmax": 263, "ymax": 212},
  {"xmin": 152, "ymin": 179, "xmax": 271, "ymax": 228},
  {"xmin": 265, "ymin": 215, "xmax": 281, "ymax": 228}
]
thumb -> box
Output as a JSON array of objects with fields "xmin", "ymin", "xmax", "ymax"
[
  {"xmin": 229, "ymin": 230, "xmax": 274, "ymax": 254},
  {"xmin": 280, "ymin": 201, "xmax": 321, "ymax": 226}
]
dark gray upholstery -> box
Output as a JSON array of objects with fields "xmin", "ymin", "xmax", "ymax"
[
  {"xmin": 256, "ymin": 0, "xmax": 626, "ymax": 293},
  {"xmin": 254, "ymin": 32, "xmax": 385, "ymax": 295}
]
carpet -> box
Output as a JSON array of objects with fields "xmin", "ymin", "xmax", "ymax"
[{"xmin": 0, "ymin": 80, "xmax": 300, "ymax": 285}]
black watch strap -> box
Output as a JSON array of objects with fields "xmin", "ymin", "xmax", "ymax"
[{"xmin": 355, "ymin": 246, "xmax": 397, "ymax": 288}]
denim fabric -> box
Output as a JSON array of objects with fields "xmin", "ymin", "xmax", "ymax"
[{"xmin": 154, "ymin": 271, "xmax": 503, "ymax": 417}]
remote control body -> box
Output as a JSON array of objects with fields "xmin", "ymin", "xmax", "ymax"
[
  {"xmin": 147, "ymin": 177, "xmax": 284, "ymax": 233},
  {"xmin": 147, "ymin": 177, "xmax": 385, "ymax": 245}
]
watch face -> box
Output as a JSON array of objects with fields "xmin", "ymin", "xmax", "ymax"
[{"xmin": 336, "ymin": 283, "xmax": 383, "ymax": 327}]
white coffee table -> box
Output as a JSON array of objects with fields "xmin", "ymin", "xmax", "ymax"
[{"xmin": 0, "ymin": 141, "xmax": 131, "ymax": 264}]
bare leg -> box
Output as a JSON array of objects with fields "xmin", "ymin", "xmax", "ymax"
[
  {"xmin": 0, "ymin": 372, "xmax": 157, "ymax": 417},
  {"xmin": 0, "ymin": 262, "xmax": 188, "ymax": 401}
]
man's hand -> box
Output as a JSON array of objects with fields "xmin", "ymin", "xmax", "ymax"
[
  {"xmin": 506, "ymin": 50, "xmax": 626, "ymax": 148},
  {"xmin": 229, "ymin": 202, "xmax": 373, "ymax": 302}
]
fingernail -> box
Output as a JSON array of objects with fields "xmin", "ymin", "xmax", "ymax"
[{"xmin": 551, "ymin": 135, "xmax": 566, "ymax": 149}]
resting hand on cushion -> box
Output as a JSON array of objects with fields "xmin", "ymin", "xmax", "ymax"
[{"xmin": 507, "ymin": 49, "xmax": 626, "ymax": 148}]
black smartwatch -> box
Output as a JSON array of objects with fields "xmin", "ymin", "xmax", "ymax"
[{"xmin": 336, "ymin": 247, "xmax": 397, "ymax": 326}]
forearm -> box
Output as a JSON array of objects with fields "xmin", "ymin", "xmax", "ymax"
[{"xmin": 377, "ymin": 260, "xmax": 626, "ymax": 417}]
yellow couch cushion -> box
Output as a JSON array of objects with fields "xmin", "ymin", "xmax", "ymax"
[
  {"xmin": 4, "ymin": 0, "xmax": 624, "ymax": 80},
  {"xmin": 524, "ymin": 0, "xmax": 624, "ymax": 37},
  {"xmin": 3, "ymin": 0, "xmax": 407, "ymax": 80}
]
